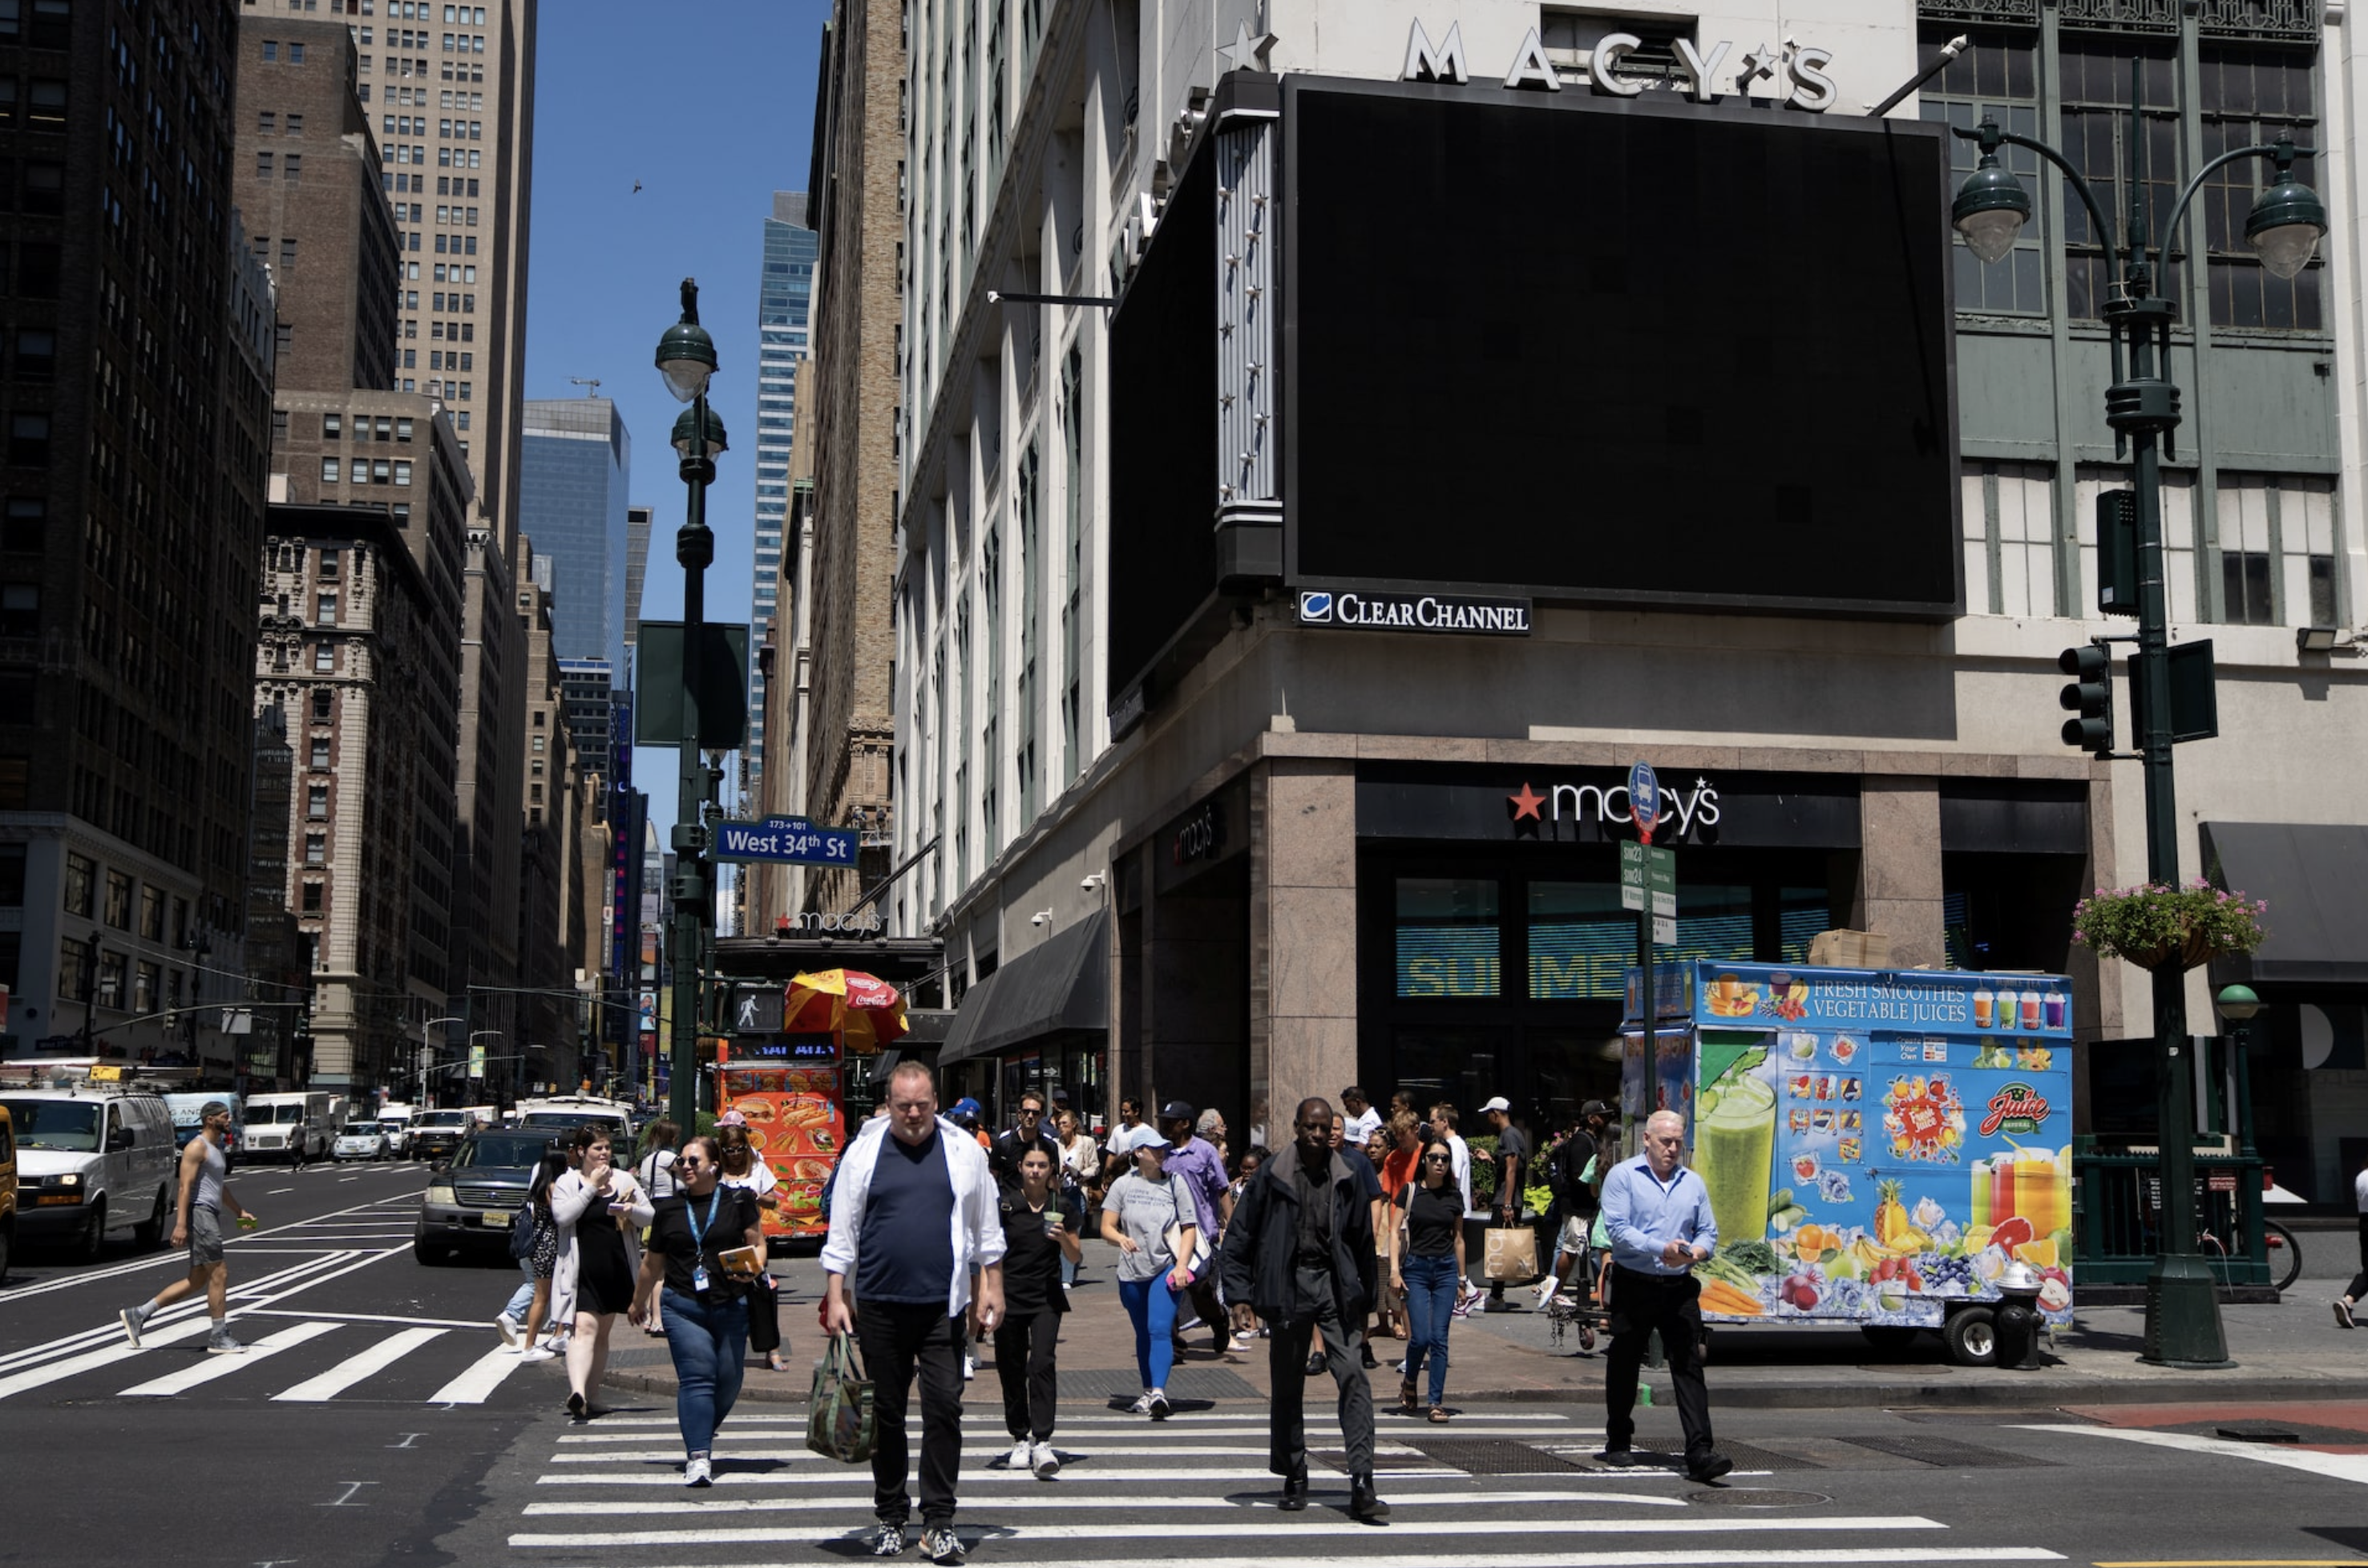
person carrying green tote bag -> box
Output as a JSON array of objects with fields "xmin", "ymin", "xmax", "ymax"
[{"xmin": 808, "ymin": 1330, "xmax": 877, "ymax": 1463}]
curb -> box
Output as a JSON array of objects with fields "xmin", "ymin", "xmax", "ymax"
[{"xmin": 599, "ymin": 1364, "xmax": 2368, "ymax": 1412}]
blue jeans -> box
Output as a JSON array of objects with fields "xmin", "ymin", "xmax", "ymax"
[
  {"xmin": 1117, "ymin": 1275, "xmax": 1179, "ymax": 1391},
  {"xmin": 1402, "ymin": 1253, "xmax": 1458, "ymax": 1407},
  {"xmin": 661, "ymin": 1287, "xmax": 750, "ymax": 1456},
  {"xmin": 503, "ymin": 1260, "xmax": 535, "ymax": 1324}
]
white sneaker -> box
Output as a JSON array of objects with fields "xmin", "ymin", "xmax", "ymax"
[
  {"xmin": 516, "ymin": 1345, "xmax": 556, "ymax": 1362},
  {"xmin": 961, "ymin": 1353, "xmax": 976, "ymax": 1381},
  {"xmin": 1174, "ymin": 1314, "xmax": 1203, "ymax": 1335},
  {"xmin": 1532, "ymin": 1276, "xmax": 1559, "ymax": 1310},
  {"xmin": 494, "ymin": 1312, "xmax": 522, "ymax": 1347},
  {"xmin": 1129, "ymin": 1392, "xmax": 1154, "ymax": 1414},
  {"xmin": 545, "ymin": 1332, "xmax": 572, "ymax": 1352},
  {"xmin": 1147, "ymin": 1388, "xmax": 1171, "ymax": 1420},
  {"xmin": 1228, "ymin": 1330, "xmax": 1257, "ymax": 1352},
  {"xmin": 205, "ymin": 1328, "xmax": 248, "ymax": 1355},
  {"xmin": 684, "ymin": 1454, "xmax": 712, "ymax": 1487},
  {"xmin": 1030, "ymin": 1441, "xmax": 1061, "ymax": 1479},
  {"xmin": 1004, "ymin": 1438, "xmax": 1032, "ymax": 1469}
]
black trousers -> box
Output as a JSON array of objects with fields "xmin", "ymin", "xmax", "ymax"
[
  {"xmin": 1602, "ymin": 1266, "xmax": 1714, "ymax": 1461},
  {"xmin": 992, "ymin": 1307, "xmax": 1060, "ymax": 1443},
  {"xmin": 856, "ymin": 1302, "xmax": 965, "ymax": 1528},
  {"xmin": 2349, "ymin": 1214, "xmax": 2368, "ymax": 1303},
  {"xmin": 748, "ymin": 1275, "xmax": 782, "ymax": 1355},
  {"xmin": 1265, "ymin": 1264, "xmax": 1376, "ymax": 1479},
  {"xmin": 1180, "ymin": 1273, "xmax": 1226, "ymax": 1347}
]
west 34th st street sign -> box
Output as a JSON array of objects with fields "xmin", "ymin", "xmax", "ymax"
[{"xmin": 712, "ymin": 815, "xmax": 859, "ymax": 866}]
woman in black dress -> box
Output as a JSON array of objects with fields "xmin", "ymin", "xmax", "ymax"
[{"xmin": 551, "ymin": 1124, "xmax": 653, "ymax": 1420}]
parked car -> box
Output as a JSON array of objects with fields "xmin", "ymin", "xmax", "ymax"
[
  {"xmin": 414, "ymin": 1127, "xmax": 558, "ymax": 1265},
  {"xmin": 0, "ymin": 1103, "xmax": 17, "ymax": 1283},
  {"xmin": 333, "ymin": 1122, "xmax": 390, "ymax": 1162}
]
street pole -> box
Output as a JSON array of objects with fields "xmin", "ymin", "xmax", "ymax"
[
  {"xmin": 657, "ymin": 277, "xmax": 723, "ymax": 1137},
  {"xmin": 1950, "ymin": 66, "xmax": 2324, "ymax": 1368}
]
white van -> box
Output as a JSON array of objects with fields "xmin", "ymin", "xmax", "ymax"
[
  {"xmin": 512, "ymin": 1095, "xmax": 635, "ymax": 1147},
  {"xmin": 0, "ymin": 1082, "xmax": 179, "ymax": 1260},
  {"xmin": 244, "ymin": 1091, "xmax": 334, "ymax": 1162}
]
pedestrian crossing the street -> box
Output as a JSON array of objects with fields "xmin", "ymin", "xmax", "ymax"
[{"xmin": 485, "ymin": 1405, "xmax": 2075, "ymax": 1566}]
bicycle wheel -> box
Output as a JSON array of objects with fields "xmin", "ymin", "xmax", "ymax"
[{"xmin": 2264, "ymin": 1219, "xmax": 2302, "ymax": 1294}]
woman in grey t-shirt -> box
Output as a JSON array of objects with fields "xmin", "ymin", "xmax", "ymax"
[{"xmin": 1100, "ymin": 1141, "xmax": 1200, "ymax": 1418}]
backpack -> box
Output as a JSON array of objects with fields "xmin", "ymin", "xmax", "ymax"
[
  {"xmin": 1550, "ymin": 1130, "xmax": 1597, "ymax": 1210},
  {"xmin": 508, "ymin": 1199, "xmax": 537, "ymax": 1262}
]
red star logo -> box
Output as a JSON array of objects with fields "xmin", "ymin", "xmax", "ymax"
[{"xmin": 1508, "ymin": 782, "xmax": 1545, "ymax": 822}]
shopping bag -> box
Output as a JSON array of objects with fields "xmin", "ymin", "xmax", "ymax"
[
  {"xmin": 1482, "ymin": 1225, "xmax": 1541, "ymax": 1283},
  {"xmin": 805, "ymin": 1331, "xmax": 875, "ymax": 1463}
]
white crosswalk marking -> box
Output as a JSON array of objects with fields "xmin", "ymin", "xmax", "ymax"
[
  {"xmin": 431, "ymin": 1345, "xmax": 537, "ymax": 1404},
  {"xmin": 0, "ymin": 1315, "xmax": 214, "ymax": 1400},
  {"xmin": 272, "ymin": 1326, "xmax": 448, "ymax": 1401},
  {"xmin": 115, "ymin": 1320, "xmax": 342, "ymax": 1396},
  {"xmin": 511, "ymin": 1516, "xmax": 1961, "ymax": 1549}
]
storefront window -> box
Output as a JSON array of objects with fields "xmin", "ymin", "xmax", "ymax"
[
  {"xmin": 1528, "ymin": 881, "xmax": 1629, "ymax": 1000},
  {"xmin": 1396, "ymin": 879, "xmax": 1499, "ymax": 997}
]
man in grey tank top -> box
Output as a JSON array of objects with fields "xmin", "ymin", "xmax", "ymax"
[{"xmin": 119, "ymin": 1102, "xmax": 257, "ymax": 1354}]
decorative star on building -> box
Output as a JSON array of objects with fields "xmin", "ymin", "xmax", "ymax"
[
  {"xmin": 1509, "ymin": 782, "xmax": 1546, "ymax": 822},
  {"xmin": 1216, "ymin": 17, "xmax": 1278, "ymax": 74},
  {"xmin": 1697, "ymin": 777, "xmax": 1711, "ymax": 792},
  {"xmin": 1740, "ymin": 42, "xmax": 1783, "ymax": 86}
]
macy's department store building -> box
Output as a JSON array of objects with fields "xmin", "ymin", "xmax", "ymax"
[{"xmin": 903, "ymin": 18, "xmax": 2368, "ymax": 1205}]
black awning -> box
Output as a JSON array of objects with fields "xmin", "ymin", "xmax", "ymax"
[
  {"xmin": 2200, "ymin": 822, "xmax": 2368, "ymax": 985},
  {"xmin": 937, "ymin": 909, "xmax": 1110, "ymax": 1068}
]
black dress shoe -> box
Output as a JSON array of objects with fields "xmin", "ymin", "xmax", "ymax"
[
  {"xmin": 1349, "ymin": 1473, "xmax": 1390, "ymax": 1522},
  {"xmin": 1358, "ymin": 1341, "xmax": 1377, "ymax": 1369},
  {"xmin": 1279, "ymin": 1469, "xmax": 1308, "ymax": 1511},
  {"xmin": 1687, "ymin": 1449, "xmax": 1734, "ymax": 1483},
  {"xmin": 1303, "ymin": 1350, "xmax": 1327, "ymax": 1377}
]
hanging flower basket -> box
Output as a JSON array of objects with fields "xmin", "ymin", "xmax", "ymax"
[{"xmin": 2071, "ymin": 881, "xmax": 2268, "ymax": 972}]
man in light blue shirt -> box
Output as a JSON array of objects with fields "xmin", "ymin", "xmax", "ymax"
[{"xmin": 1597, "ymin": 1109, "xmax": 1730, "ymax": 1483}]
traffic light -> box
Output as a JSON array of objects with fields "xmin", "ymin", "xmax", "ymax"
[{"xmin": 2059, "ymin": 644, "xmax": 2114, "ymax": 755}]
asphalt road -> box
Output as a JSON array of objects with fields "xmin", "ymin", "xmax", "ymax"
[{"xmin": 6, "ymin": 1173, "xmax": 2367, "ymax": 1568}]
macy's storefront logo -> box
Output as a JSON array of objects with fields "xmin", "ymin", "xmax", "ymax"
[{"xmin": 1507, "ymin": 777, "xmax": 1723, "ymax": 835}]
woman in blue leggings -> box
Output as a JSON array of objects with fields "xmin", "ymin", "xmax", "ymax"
[{"xmin": 1099, "ymin": 1139, "xmax": 1201, "ymax": 1419}]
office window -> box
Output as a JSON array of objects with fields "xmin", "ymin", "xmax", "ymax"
[
  {"xmin": 284, "ymin": 154, "xmax": 301, "ymax": 184},
  {"xmin": 279, "ymin": 237, "xmax": 297, "ymax": 272},
  {"xmin": 285, "ymin": 111, "xmax": 304, "ymax": 136},
  {"xmin": 2061, "ymin": 38, "xmax": 2180, "ymax": 319},
  {"xmin": 305, "ymin": 832, "xmax": 326, "ymax": 866},
  {"xmin": 2199, "ymin": 44, "xmax": 2322, "ymax": 330},
  {"xmin": 307, "ymin": 784, "xmax": 329, "ymax": 819},
  {"xmin": 9, "ymin": 413, "xmax": 51, "ymax": 465},
  {"xmin": 289, "ymin": 42, "xmax": 305, "ymax": 62},
  {"xmin": 301, "ymin": 881, "xmax": 322, "ymax": 913},
  {"xmin": 103, "ymin": 867, "xmax": 132, "ymax": 927},
  {"xmin": 262, "ymin": 39, "xmax": 278, "ymax": 59},
  {"xmin": 259, "ymin": 111, "xmax": 277, "ymax": 133},
  {"xmin": 321, "ymin": 457, "xmax": 341, "ymax": 483},
  {"xmin": 139, "ymin": 884, "xmax": 164, "ymax": 941},
  {"xmin": 312, "ymin": 689, "xmax": 333, "ymax": 721},
  {"xmin": 132, "ymin": 960, "xmax": 157, "ymax": 1015},
  {"xmin": 0, "ymin": 843, "xmax": 22, "ymax": 907},
  {"xmin": 3, "ymin": 497, "xmax": 42, "ymax": 551},
  {"xmin": 313, "ymin": 644, "xmax": 335, "ymax": 673},
  {"xmin": 64, "ymin": 850, "xmax": 95, "ymax": 916},
  {"xmin": 96, "ymin": 951, "xmax": 123, "ymax": 1009},
  {"xmin": 1920, "ymin": 27, "xmax": 2045, "ymax": 314},
  {"xmin": 14, "ymin": 327, "xmax": 55, "ymax": 378},
  {"xmin": 0, "ymin": 584, "xmax": 34, "ymax": 636},
  {"xmin": 316, "ymin": 592, "xmax": 337, "ymax": 625},
  {"xmin": 2217, "ymin": 472, "xmax": 2338, "ymax": 625}
]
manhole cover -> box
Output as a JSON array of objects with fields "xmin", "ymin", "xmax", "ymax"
[
  {"xmin": 1686, "ymin": 1488, "xmax": 1833, "ymax": 1506},
  {"xmin": 1313, "ymin": 1450, "xmax": 1441, "ymax": 1473},
  {"xmin": 1069, "ymin": 1366, "xmax": 1261, "ymax": 1399},
  {"xmin": 1838, "ymin": 1434, "xmax": 2035, "ymax": 1469},
  {"xmin": 1408, "ymin": 1439, "xmax": 1584, "ymax": 1475},
  {"xmin": 1711, "ymin": 1440, "xmax": 1813, "ymax": 1472}
]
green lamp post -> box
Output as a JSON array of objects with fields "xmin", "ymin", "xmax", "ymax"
[
  {"xmin": 1949, "ymin": 69, "xmax": 2325, "ymax": 1368},
  {"xmin": 656, "ymin": 278, "xmax": 723, "ymax": 1136}
]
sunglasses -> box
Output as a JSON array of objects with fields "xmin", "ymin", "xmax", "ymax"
[
  {"xmin": 677, "ymin": 1155, "xmax": 705, "ymax": 1168},
  {"xmin": 1424, "ymin": 1154, "xmax": 1452, "ymax": 1162}
]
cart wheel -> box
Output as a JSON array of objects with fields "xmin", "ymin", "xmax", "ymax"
[
  {"xmin": 1860, "ymin": 1325, "xmax": 1921, "ymax": 1354},
  {"xmin": 1942, "ymin": 1305, "xmax": 1998, "ymax": 1367},
  {"xmin": 2264, "ymin": 1219, "xmax": 2302, "ymax": 1294}
]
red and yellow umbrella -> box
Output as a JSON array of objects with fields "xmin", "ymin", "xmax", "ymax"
[{"xmin": 784, "ymin": 968, "xmax": 909, "ymax": 1055}]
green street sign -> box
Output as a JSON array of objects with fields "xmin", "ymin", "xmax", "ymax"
[{"xmin": 1619, "ymin": 842, "xmax": 1676, "ymax": 920}]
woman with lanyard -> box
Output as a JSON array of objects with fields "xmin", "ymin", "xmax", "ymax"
[
  {"xmin": 550, "ymin": 1123, "xmax": 655, "ymax": 1420},
  {"xmin": 1099, "ymin": 1138, "xmax": 1201, "ymax": 1420},
  {"xmin": 995, "ymin": 1144, "xmax": 1082, "ymax": 1478},
  {"xmin": 629, "ymin": 1136, "xmax": 766, "ymax": 1485},
  {"xmin": 1392, "ymin": 1134, "xmax": 1469, "ymax": 1423},
  {"xmin": 714, "ymin": 1121, "xmax": 788, "ymax": 1372}
]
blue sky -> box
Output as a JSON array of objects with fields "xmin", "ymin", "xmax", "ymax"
[{"xmin": 522, "ymin": 0, "xmax": 831, "ymax": 831}]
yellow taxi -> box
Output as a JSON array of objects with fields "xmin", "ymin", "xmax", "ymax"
[{"xmin": 0, "ymin": 1102, "xmax": 17, "ymax": 1283}]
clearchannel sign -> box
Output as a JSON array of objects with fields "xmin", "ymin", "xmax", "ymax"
[{"xmin": 1296, "ymin": 588, "xmax": 1532, "ymax": 636}]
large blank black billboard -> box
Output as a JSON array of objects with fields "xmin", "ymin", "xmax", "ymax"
[{"xmin": 1285, "ymin": 80, "xmax": 1960, "ymax": 617}]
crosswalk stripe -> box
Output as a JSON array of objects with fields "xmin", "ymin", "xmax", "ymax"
[
  {"xmin": 272, "ymin": 1326, "xmax": 447, "ymax": 1401},
  {"xmin": 430, "ymin": 1345, "xmax": 536, "ymax": 1404},
  {"xmin": 554, "ymin": 1426, "xmax": 1568, "ymax": 1444},
  {"xmin": 510, "ymin": 1513, "xmax": 1955, "ymax": 1549},
  {"xmin": 548, "ymin": 1443, "xmax": 1441, "ymax": 1461},
  {"xmin": 0, "ymin": 1316, "xmax": 214, "ymax": 1400},
  {"xmin": 519, "ymin": 1489, "xmax": 1691, "ymax": 1516},
  {"xmin": 115, "ymin": 1320, "xmax": 341, "ymax": 1396},
  {"xmin": 598, "ymin": 1554, "xmax": 2061, "ymax": 1568},
  {"xmin": 532, "ymin": 1467, "xmax": 1757, "ymax": 1487}
]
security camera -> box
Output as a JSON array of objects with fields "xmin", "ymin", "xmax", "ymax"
[
  {"xmin": 1081, "ymin": 873, "xmax": 1106, "ymax": 891},
  {"xmin": 1029, "ymin": 909, "xmax": 1053, "ymax": 927}
]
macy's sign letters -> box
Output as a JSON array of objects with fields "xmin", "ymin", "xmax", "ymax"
[{"xmin": 1402, "ymin": 19, "xmax": 1838, "ymax": 112}]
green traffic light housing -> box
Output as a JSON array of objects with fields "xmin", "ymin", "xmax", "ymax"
[
  {"xmin": 2059, "ymin": 644, "xmax": 2114, "ymax": 756},
  {"xmin": 1952, "ymin": 122, "xmax": 2033, "ymax": 265}
]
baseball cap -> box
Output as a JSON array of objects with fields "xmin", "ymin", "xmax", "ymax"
[
  {"xmin": 1581, "ymin": 1100, "xmax": 1614, "ymax": 1120},
  {"xmin": 1158, "ymin": 1100, "xmax": 1194, "ymax": 1123},
  {"xmin": 1481, "ymin": 1096, "xmax": 1512, "ymax": 1113},
  {"xmin": 717, "ymin": 1109, "xmax": 749, "ymax": 1127},
  {"xmin": 951, "ymin": 1097, "xmax": 984, "ymax": 1118}
]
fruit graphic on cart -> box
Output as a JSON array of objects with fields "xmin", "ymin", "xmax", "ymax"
[
  {"xmin": 1988, "ymin": 1214, "xmax": 2035, "ymax": 1254},
  {"xmin": 1875, "ymin": 1177, "xmax": 1910, "ymax": 1247}
]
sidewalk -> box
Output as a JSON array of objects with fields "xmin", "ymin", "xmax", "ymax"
[{"xmin": 596, "ymin": 1243, "xmax": 2368, "ymax": 1412}]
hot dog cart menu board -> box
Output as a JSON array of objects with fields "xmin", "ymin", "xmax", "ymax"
[
  {"xmin": 717, "ymin": 1040, "xmax": 843, "ymax": 1240},
  {"xmin": 1624, "ymin": 960, "xmax": 2074, "ymax": 1332}
]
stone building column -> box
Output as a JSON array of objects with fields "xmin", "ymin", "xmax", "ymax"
[
  {"xmin": 1853, "ymin": 776, "xmax": 1946, "ymax": 969},
  {"xmin": 1251, "ymin": 756, "xmax": 1358, "ymax": 1148}
]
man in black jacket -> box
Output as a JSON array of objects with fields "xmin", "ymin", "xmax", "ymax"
[{"xmin": 1218, "ymin": 1095, "xmax": 1388, "ymax": 1524}]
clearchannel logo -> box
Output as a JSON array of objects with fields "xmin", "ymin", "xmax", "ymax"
[
  {"xmin": 1293, "ymin": 587, "xmax": 1531, "ymax": 636},
  {"xmin": 1298, "ymin": 591, "xmax": 1336, "ymax": 624}
]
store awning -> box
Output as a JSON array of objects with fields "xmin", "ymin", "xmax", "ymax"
[
  {"xmin": 2200, "ymin": 822, "xmax": 2368, "ymax": 985},
  {"xmin": 937, "ymin": 909, "xmax": 1109, "ymax": 1068}
]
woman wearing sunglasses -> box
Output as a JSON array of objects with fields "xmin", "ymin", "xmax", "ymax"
[
  {"xmin": 629, "ymin": 1137, "xmax": 766, "ymax": 1486},
  {"xmin": 1392, "ymin": 1135, "xmax": 1467, "ymax": 1422}
]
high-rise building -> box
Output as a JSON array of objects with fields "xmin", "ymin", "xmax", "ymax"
[
  {"xmin": 779, "ymin": 10, "xmax": 903, "ymax": 926},
  {"xmin": 1, "ymin": 0, "xmax": 273, "ymax": 1068},
  {"xmin": 558, "ymin": 659, "xmax": 616, "ymax": 790},
  {"xmin": 520, "ymin": 398, "xmax": 632, "ymax": 669},
  {"xmin": 748, "ymin": 196, "xmax": 818, "ymax": 814},
  {"xmin": 624, "ymin": 503, "xmax": 654, "ymax": 669}
]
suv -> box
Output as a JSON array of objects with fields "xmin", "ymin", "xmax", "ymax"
[
  {"xmin": 414, "ymin": 1127, "xmax": 558, "ymax": 1264},
  {"xmin": 0, "ymin": 1104, "xmax": 17, "ymax": 1283},
  {"xmin": 0, "ymin": 1084, "xmax": 177, "ymax": 1260}
]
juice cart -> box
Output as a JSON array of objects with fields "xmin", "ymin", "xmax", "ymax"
[
  {"xmin": 714, "ymin": 1036, "xmax": 847, "ymax": 1247},
  {"xmin": 1622, "ymin": 959, "xmax": 2075, "ymax": 1365}
]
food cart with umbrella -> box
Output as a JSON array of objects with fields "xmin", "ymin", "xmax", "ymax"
[{"xmin": 714, "ymin": 968, "xmax": 909, "ymax": 1243}]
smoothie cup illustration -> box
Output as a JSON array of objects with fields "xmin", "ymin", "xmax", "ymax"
[
  {"xmin": 2042, "ymin": 992, "xmax": 2067, "ymax": 1029},
  {"xmin": 1700, "ymin": 1073, "xmax": 1776, "ymax": 1248},
  {"xmin": 1974, "ymin": 987, "xmax": 1994, "ymax": 1028}
]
